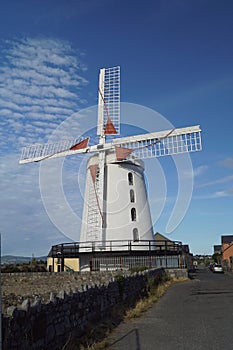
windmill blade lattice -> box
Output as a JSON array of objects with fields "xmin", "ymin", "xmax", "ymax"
[
  {"xmin": 97, "ymin": 66, "xmax": 120, "ymax": 136},
  {"xmin": 111, "ymin": 125, "xmax": 202, "ymax": 161},
  {"xmin": 19, "ymin": 137, "xmax": 89, "ymax": 164}
]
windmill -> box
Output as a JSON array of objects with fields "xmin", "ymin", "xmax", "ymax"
[{"xmin": 20, "ymin": 66, "xmax": 202, "ymax": 253}]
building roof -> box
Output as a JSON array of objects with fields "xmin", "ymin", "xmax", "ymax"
[
  {"xmin": 221, "ymin": 235, "xmax": 233, "ymax": 244},
  {"xmin": 214, "ymin": 245, "xmax": 221, "ymax": 253},
  {"xmin": 154, "ymin": 232, "xmax": 172, "ymax": 242}
]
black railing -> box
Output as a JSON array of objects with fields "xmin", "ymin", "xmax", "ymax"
[{"xmin": 49, "ymin": 239, "xmax": 183, "ymax": 258}]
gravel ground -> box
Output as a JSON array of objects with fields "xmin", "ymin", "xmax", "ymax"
[{"xmin": 1, "ymin": 271, "xmax": 117, "ymax": 312}]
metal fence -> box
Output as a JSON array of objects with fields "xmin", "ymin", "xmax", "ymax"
[
  {"xmin": 81, "ymin": 254, "xmax": 183, "ymax": 272},
  {"xmin": 48, "ymin": 239, "xmax": 187, "ymax": 272}
]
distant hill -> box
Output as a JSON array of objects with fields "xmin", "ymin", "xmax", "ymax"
[{"xmin": 1, "ymin": 255, "xmax": 47, "ymax": 265}]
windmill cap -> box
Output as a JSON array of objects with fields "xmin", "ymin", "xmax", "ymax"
[{"xmin": 87, "ymin": 150, "xmax": 145, "ymax": 169}]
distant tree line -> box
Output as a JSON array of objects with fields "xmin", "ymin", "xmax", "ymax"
[{"xmin": 1, "ymin": 259, "xmax": 47, "ymax": 273}]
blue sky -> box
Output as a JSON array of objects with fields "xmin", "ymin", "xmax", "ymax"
[{"xmin": 0, "ymin": 0, "xmax": 233, "ymax": 256}]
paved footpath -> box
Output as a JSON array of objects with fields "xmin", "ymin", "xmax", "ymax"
[{"xmin": 106, "ymin": 269, "xmax": 233, "ymax": 350}]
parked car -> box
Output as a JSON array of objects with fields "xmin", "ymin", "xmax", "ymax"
[{"xmin": 213, "ymin": 264, "xmax": 224, "ymax": 273}]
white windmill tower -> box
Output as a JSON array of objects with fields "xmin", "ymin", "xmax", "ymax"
[{"xmin": 19, "ymin": 66, "xmax": 202, "ymax": 253}]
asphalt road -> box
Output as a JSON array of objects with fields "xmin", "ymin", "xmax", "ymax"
[{"xmin": 106, "ymin": 267, "xmax": 233, "ymax": 350}]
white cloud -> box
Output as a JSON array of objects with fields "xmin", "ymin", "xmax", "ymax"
[
  {"xmin": 193, "ymin": 165, "xmax": 208, "ymax": 177},
  {"xmin": 0, "ymin": 36, "xmax": 88, "ymax": 151},
  {"xmin": 0, "ymin": 36, "xmax": 89, "ymax": 255},
  {"xmin": 183, "ymin": 165, "xmax": 208, "ymax": 178},
  {"xmin": 212, "ymin": 189, "xmax": 233, "ymax": 198},
  {"xmin": 0, "ymin": 151, "xmax": 83, "ymax": 255},
  {"xmin": 218, "ymin": 157, "xmax": 233, "ymax": 169},
  {"xmin": 195, "ymin": 187, "xmax": 233, "ymax": 199},
  {"xmin": 198, "ymin": 175, "xmax": 233, "ymax": 188}
]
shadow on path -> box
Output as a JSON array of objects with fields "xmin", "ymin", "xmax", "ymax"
[{"xmin": 108, "ymin": 328, "xmax": 141, "ymax": 349}]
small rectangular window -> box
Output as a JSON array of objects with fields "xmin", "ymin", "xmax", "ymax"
[
  {"xmin": 131, "ymin": 208, "xmax": 136, "ymax": 221},
  {"xmin": 128, "ymin": 172, "xmax": 133, "ymax": 185},
  {"xmin": 130, "ymin": 189, "xmax": 135, "ymax": 202},
  {"xmin": 133, "ymin": 228, "xmax": 139, "ymax": 242}
]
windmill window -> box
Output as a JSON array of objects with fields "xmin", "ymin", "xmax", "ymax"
[
  {"xmin": 128, "ymin": 172, "xmax": 133, "ymax": 185},
  {"xmin": 130, "ymin": 189, "xmax": 135, "ymax": 203},
  {"xmin": 133, "ymin": 228, "xmax": 139, "ymax": 242},
  {"xmin": 131, "ymin": 208, "xmax": 136, "ymax": 221}
]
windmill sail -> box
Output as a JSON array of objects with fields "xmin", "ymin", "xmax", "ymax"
[
  {"xmin": 20, "ymin": 125, "xmax": 202, "ymax": 164},
  {"xmin": 83, "ymin": 65, "xmax": 121, "ymax": 246},
  {"xmin": 111, "ymin": 125, "xmax": 202, "ymax": 160},
  {"xmin": 97, "ymin": 66, "xmax": 120, "ymax": 136},
  {"xmin": 19, "ymin": 137, "xmax": 89, "ymax": 164}
]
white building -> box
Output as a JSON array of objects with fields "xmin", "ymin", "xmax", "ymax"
[{"xmin": 80, "ymin": 150, "xmax": 154, "ymax": 250}]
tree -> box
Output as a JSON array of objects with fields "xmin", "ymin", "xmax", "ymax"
[{"xmin": 212, "ymin": 252, "xmax": 222, "ymax": 264}]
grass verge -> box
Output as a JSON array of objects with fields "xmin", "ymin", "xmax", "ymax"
[{"xmin": 125, "ymin": 276, "xmax": 188, "ymax": 319}]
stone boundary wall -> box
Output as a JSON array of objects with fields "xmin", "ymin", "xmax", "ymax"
[
  {"xmin": 2, "ymin": 268, "xmax": 165, "ymax": 349},
  {"xmin": 166, "ymin": 268, "xmax": 188, "ymax": 279},
  {"xmin": 2, "ymin": 271, "xmax": 125, "ymax": 311}
]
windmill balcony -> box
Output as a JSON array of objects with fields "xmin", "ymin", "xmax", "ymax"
[{"xmin": 47, "ymin": 239, "xmax": 186, "ymax": 272}]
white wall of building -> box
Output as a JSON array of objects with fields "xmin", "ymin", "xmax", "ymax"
[{"xmin": 80, "ymin": 151, "xmax": 154, "ymax": 250}]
